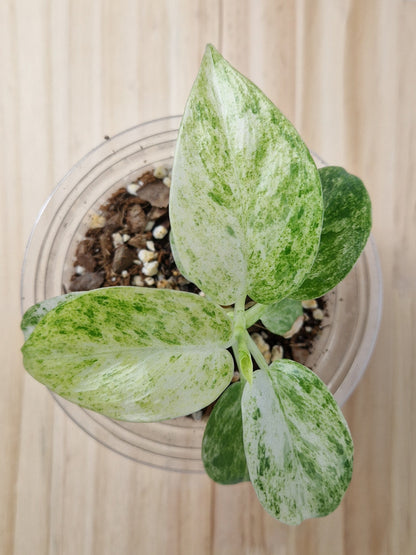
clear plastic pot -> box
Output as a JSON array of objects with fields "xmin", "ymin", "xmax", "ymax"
[{"xmin": 21, "ymin": 116, "xmax": 382, "ymax": 473}]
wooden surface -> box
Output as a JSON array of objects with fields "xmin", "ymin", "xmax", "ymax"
[{"xmin": 1, "ymin": 1, "xmax": 415, "ymax": 553}]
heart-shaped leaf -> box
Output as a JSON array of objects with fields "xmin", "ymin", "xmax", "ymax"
[
  {"xmin": 202, "ymin": 381, "xmax": 250, "ymax": 484},
  {"xmin": 170, "ymin": 44, "xmax": 323, "ymax": 306},
  {"xmin": 260, "ymin": 298, "xmax": 303, "ymax": 336},
  {"xmin": 21, "ymin": 292, "xmax": 85, "ymax": 340},
  {"xmin": 242, "ymin": 361, "xmax": 353, "ymax": 525},
  {"xmin": 22, "ymin": 287, "xmax": 234, "ymax": 422},
  {"xmin": 291, "ymin": 166, "xmax": 371, "ymax": 300}
]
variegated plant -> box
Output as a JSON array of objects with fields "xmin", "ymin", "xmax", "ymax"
[{"xmin": 21, "ymin": 45, "xmax": 371, "ymax": 525}]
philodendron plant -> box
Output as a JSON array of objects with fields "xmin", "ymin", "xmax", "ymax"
[{"xmin": 21, "ymin": 45, "xmax": 371, "ymax": 525}]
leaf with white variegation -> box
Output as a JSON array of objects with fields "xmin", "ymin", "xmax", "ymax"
[
  {"xmin": 242, "ymin": 361, "xmax": 353, "ymax": 525},
  {"xmin": 170, "ymin": 44, "xmax": 323, "ymax": 306},
  {"xmin": 260, "ymin": 298, "xmax": 303, "ymax": 336},
  {"xmin": 21, "ymin": 292, "xmax": 86, "ymax": 340},
  {"xmin": 22, "ymin": 287, "xmax": 234, "ymax": 422},
  {"xmin": 291, "ymin": 166, "xmax": 371, "ymax": 300},
  {"xmin": 202, "ymin": 381, "xmax": 250, "ymax": 484}
]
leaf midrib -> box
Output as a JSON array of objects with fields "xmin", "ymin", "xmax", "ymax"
[
  {"xmin": 265, "ymin": 368, "xmax": 316, "ymax": 518},
  {"xmin": 28, "ymin": 342, "xmax": 230, "ymax": 359}
]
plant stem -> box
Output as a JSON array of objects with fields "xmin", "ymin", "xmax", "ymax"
[
  {"xmin": 233, "ymin": 297, "xmax": 253, "ymax": 383},
  {"xmin": 245, "ymin": 329, "xmax": 269, "ymax": 372},
  {"xmin": 244, "ymin": 303, "xmax": 269, "ymax": 328}
]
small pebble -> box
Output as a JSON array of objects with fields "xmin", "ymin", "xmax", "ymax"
[
  {"xmin": 231, "ymin": 371, "xmax": 240, "ymax": 383},
  {"xmin": 132, "ymin": 275, "xmax": 144, "ymax": 286},
  {"xmin": 198, "ymin": 291, "xmax": 206, "ymax": 297},
  {"xmin": 138, "ymin": 249, "xmax": 157, "ymax": 263},
  {"xmin": 153, "ymin": 166, "xmax": 167, "ymax": 179},
  {"xmin": 122, "ymin": 234, "xmax": 131, "ymax": 242},
  {"xmin": 126, "ymin": 204, "xmax": 146, "ymax": 233},
  {"xmin": 144, "ymin": 277, "xmax": 155, "ymax": 286},
  {"xmin": 143, "ymin": 260, "xmax": 159, "ymax": 276},
  {"xmin": 111, "ymin": 232, "xmax": 123, "ymax": 248},
  {"xmin": 157, "ymin": 279, "xmax": 174, "ymax": 289},
  {"xmin": 163, "ymin": 176, "xmax": 171, "ymax": 187},
  {"xmin": 121, "ymin": 270, "xmax": 128, "ymax": 278},
  {"xmin": 89, "ymin": 213, "xmax": 106, "ymax": 229},
  {"xmin": 302, "ymin": 299, "xmax": 318, "ymax": 309},
  {"xmin": 70, "ymin": 271, "xmax": 105, "ymax": 291},
  {"xmin": 112, "ymin": 245, "xmax": 136, "ymax": 273},
  {"xmin": 251, "ymin": 333, "xmax": 270, "ymax": 354},
  {"xmin": 313, "ymin": 308, "xmax": 324, "ymax": 321},
  {"xmin": 251, "ymin": 332, "xmax": 272, "ymax": 363},
  {"xmin": 126, "ymin": 183, "xmax": 140, "ymax": 196},
  {"xmin": 305, "ymin": 326, "xmax": 312, "ymax": 333},
  {"xmin": 152, "ymin": 225, "xmax": 168, "ymax": 240},
  {"xmin": 145, "ymin": 220, "xmax": 155, "ymax": 231},
  {"xmin": 146, "ymin": 240, "xmax": 156, "ymax": 252},
  {"xmin": 75, "ymin": 265, "xmax": 85, "ymax": 275},
  {"xmin": 271, "ymin": 345, "xmax": 284, "ymax": 361},
  {"xmin": 283, "ymin": 315, "xmax": 304, "ymax": 339}
]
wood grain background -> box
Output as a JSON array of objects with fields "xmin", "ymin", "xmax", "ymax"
[{"xmin": 1, "ymin": 1, "xmax": 415, "ymax": 553}]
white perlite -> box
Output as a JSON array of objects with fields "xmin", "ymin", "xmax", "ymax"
[
  {"xmin": 302, "ymin": 299, "xmax": 318, "ymax": 309},
  {"xmin": 251, "ymin": 332, "xmax": 271, "ymax": 364},
  {"xmin": 143, "ymin": 260, "xmax": 159, "ymax": 276},
  {"xmin": 154, "ymin": 166, "xmax": 167, "ymax": 179},
  {"xmin": 132, "ymin": 275, "xmax": 144, "ymax": 286},
  {"xmin": 111, "ymin": 232, "xmax": 123, "ymax": 248},
  {"xmin": 138, "ymin": 249, "xmax": 157, "ymax": 263},
  {"xmin": 153, "ymin": 225, "xmax": 168, "ymax": 240},
  {"xmin": 271, "ymin": 345, "xmax": 284, "ymax": 361},
  {"xmin": 89, "ymin": 213, "xmax": 106, "ymax": 229},
  {"xmin": 126, "ymin": 183, "xmax": 139, "ymax": 196},
  {"xmin": 313, "ymin": 308, "xmax": 324, "ymax": 321}
]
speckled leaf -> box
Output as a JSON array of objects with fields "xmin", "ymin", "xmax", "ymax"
[
  {"xmin": 261, "ymin": 298, "xmax": 303, "ymax": 336},
  {"xmin": 292, "ymin": 166, "xmax": 371, "ymax": 300},
  {"xmin": 242, "ymin": 361, "xmax": 353, "ymax": 525},
  {"xmin": 202, "ymin": 381, "xmax": 250, "ymax": 484},
  {"xmin": 22, "ymin": 287, "xmax": 234, "ymax": 422},
  {"xmin": 170, "ymin": 45, "xmax": 323, "ymax": 305},
  {"xmin": 21, "ymin": 292, "xmax": 86, "ymax": 340}
]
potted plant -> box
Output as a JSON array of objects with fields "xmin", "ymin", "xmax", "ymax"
[{"xmin": 21, "ymin": 45, "xmax": 379, "ymax": 525}]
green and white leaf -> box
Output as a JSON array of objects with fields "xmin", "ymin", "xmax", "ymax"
[
  {"xmin": 170, "ymin": 44, "xmax": 323, "ymax": 306},
  {"xmin": 21, "ymin": 292, "xmax": 86, "ymax": 340},
  {"xmin": 202, "ymin": 381, "xmax": 250, "ymax": 484},
  {"xmin": 22, "ymin": 287, "xmax": 234, "ymax": 422},
  {"xmin": 242, "ymin": 361, "xmax": 353, "ymax": 525},
  {"xmin": 292, "ymin": 166, "xmax": 371, "ymax": 300},
  {"xmin": 260, "ymin": 298, "xmax": 303, "ymax": 336}
]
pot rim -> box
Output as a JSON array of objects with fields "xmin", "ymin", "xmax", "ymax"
[{"xmin": 20, "ymin": 116, "xmax": 383, "ymax": 472}]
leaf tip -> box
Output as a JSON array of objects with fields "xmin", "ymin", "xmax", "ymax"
[{"xmin": 204, "ymin": 43, "xmax": 219, "ymax": 57}]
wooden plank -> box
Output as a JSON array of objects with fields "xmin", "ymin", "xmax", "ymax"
[{"xmin": 1, "ymin": 0, "xmax": 415, "ymax": 553}]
